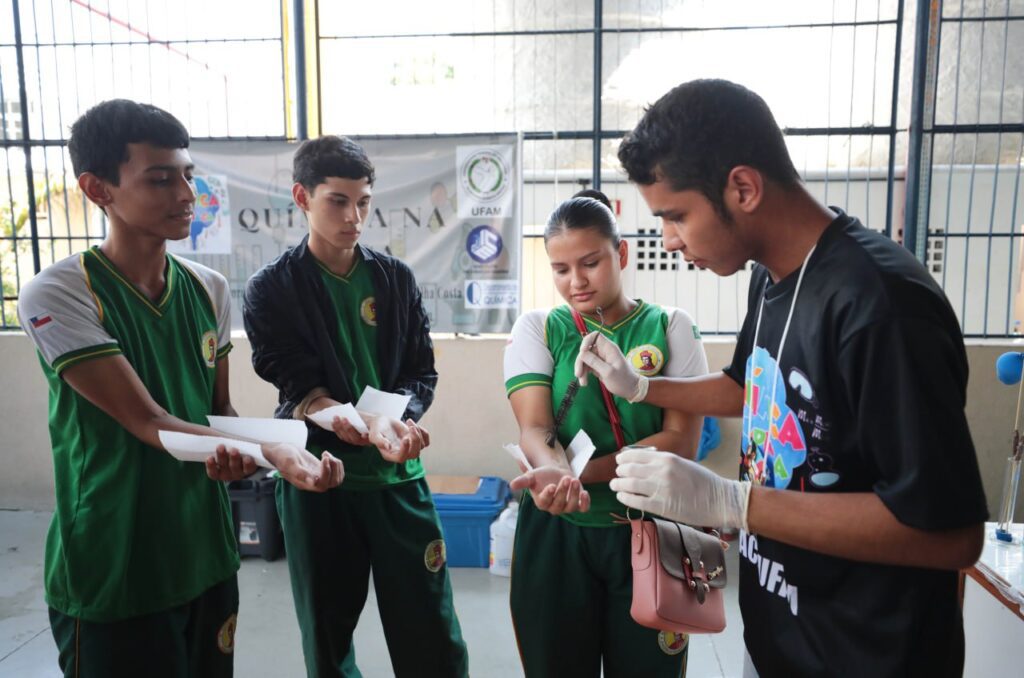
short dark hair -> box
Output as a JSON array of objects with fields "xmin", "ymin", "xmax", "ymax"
[
  {"xmin": 68, "ymin": 99, "xmax": 190, "ymax": 185},
  {"xmin": 618, "ymin": 79, "xmax": 800, "ymax": 218},
  {"xmin": 545, "ymin": 189, "xmax": 620, "ymax": 246},
  {"xmin": 293, "ymin": 135, "xmax": 375, "ymax": 190}
]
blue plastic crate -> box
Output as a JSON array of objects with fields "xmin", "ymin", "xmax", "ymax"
[{"xmin": 433, "ymin": 476, "xmax": 510, "ymax": 567}]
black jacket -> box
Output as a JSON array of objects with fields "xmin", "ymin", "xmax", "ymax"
[{"xmin": 242, "ymin": 236, "xmax": 437, "ymax": 452}]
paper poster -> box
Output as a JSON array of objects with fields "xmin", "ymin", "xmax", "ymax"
[{"xmin": 167, "ymin": 174, "xmax": 232, "ymax": 255}]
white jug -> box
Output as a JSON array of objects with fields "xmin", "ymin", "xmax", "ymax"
[{"xmin": 489, "ymin": 501, "xmax": 519, "ymax": 577}]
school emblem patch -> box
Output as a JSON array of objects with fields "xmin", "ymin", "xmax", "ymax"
[
  {"xmin": 360, "ymin": 297, "xmax": 377, "ymax": 326},
  {"xmin": 627, "ymin": 344, "xmax": 664, "ymax": 377},
  {"xmin": 201, "ymin": 330, "xmax": 218, "ymax": 368},
  {"xmin": 217, "ymin": 614, "xmax": 237, "ymax": 654},
  {"xmin": 657, "ymin": 630, "xmax": 688, "ymax": 655},
  {"xmin": 424, "ymin": 539, "xmax": 446, "ymax": 572}
]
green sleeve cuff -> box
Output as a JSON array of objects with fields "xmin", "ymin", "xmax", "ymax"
[
  {"xmin": 52, "ymin": 343, "xmax": 122, "ymax": 375},
  {"xmin": 216, "ymin": 342, "xmax": 233, "ymax": 360},
  {"xmin": 505, "ymin": 373, "xmax": 552, "ymax": 397}
]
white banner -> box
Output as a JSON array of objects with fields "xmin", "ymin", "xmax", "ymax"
[{"xmin": 175, "ymin": 136, "xmax": 521, "ymax": 333}]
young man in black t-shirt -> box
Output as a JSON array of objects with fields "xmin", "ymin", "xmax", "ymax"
[{"xmin": 576, "ymin": 79, "xmax": 987, "ymax": 677}]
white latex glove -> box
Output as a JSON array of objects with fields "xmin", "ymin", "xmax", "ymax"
[
  {"xmin": 573, "ymin": 331, "xmax": 648, "ymax": 402},
  {"xmin": 610, "ymin": 448, "xmax": 751, "ymax": 531}
]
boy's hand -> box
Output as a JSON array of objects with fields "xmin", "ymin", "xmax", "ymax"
[
  {"xmin": 611, "ymin": 448, "xmax": 750, "ymax": 530},
  {"xmin": 368, "ymin": 416, "xmax": 430, "ymax": 464},
  {"xmin": 205, "ymin": 444, "xmax": 259, "ymax": 481},
  {"xmin": 262, "ymin": 443, "xmax": 344, "ymax": 492},
  {"xmin": 331, "ymin": 416, "xmax": 371, "ymax": 447},
  {"xmin": 510, "ymin": 465, "xmax": 590, "ymax": 515}
]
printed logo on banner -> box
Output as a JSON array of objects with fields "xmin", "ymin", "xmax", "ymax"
[
  {"xmin": 466, "ymin": 225, "xmax": 503, "ymax": 264},
  {"xmin": 462, "ymin": 149, "xmax": 508, "ymax": 200},
  {"xmin": 457, "ymin": 145, "xmax": 514, "ymax": 218},
  {"xmin": 464, "ymin": 280, "xmax": 518, "ymax": 309},
  {"xmin": 167, "ymin": 174, "xmax": 232, "ymax": 255}
]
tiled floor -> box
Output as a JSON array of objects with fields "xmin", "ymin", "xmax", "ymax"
[{"xmin": 0, "ymin": 510, "xmax": 746, "ymax": 677}]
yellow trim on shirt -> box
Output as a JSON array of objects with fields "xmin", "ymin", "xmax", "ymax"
[
  {"xmin": 87, "ymin": 249, "xmax": 173, "ymax": 316},
  {"xmin": 315, "ymin": 255, "xmax": 361, "ymax": 283},
  {"xmin": 53, "ymin": 346, "xmax": 122, "ymax": 375},
  {"xmin": 579, "ymin": 299, "xmax": 646, "ymax": 334},
  {"xmin": 78, "ymin": 253, "xmax": 104, "ymax": 324}
]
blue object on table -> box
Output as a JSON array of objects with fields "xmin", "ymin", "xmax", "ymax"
[
  {"xmin": 996, "ymin": 351, "xmax": 1024, "ymax": 385},
  {"xmin": 433, "ymin": 476, "xmax": 510, "ymax": 567},
  {"xmin": 697, "ymin": 417, "xmax": 721, "ymax": 462}
]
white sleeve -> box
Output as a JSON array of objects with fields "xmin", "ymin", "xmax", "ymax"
[
  {"xmin": 209, "ymin": 272, "xmax": 232, "ymax": 352},
  {"xmin": 17, "ymin": 255, "xmax": 120, "ymax": 373},
  {"xmin": 503, "ymin": 309, "xmax": 553, "ymax": 395},
  {"xmin": 175, "ymin": 257, "xmax": 232, "ymax": 352},
  {"xmin": 663, "ymin": 307, "xmax": 709, "ymax": 378}
]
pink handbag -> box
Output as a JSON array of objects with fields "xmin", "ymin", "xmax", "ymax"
[{"xmin": 628, "ymin": 514, "xmax": 727, "ymax": 634}]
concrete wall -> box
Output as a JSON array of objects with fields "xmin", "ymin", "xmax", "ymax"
[{"xmin": 1, "ymin": 333, "xmax": 1022, "ymax": 522}]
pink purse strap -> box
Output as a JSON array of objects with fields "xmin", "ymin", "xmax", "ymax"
[{"xmin": 570, "ymin": 308, "xmax": 627, "ymax": 450}]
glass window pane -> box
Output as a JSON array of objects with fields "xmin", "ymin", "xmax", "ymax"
[
  {"xmin": 319, "ymin": 0, "xmax": 593, "ymax": 36},
  {"xmin": 16, "ymin": 42, "xmax": 285, "ymax": 139},
  {"xmin": 943, "ymin": 0, "xmax": 1024, "ymax": 20},
  {"xmin": 935, "ymin": 19, "xmax": 1024, "ymax": 126},
  {"xmin": 927, "ymin": 133, "xmax": 1024, "ymax": 236},
  {"xmin": 603, "ymin": 0, "xmax": 900, "ymax": 30},
  {"xmin": 602, "ymin": 24, "xmax": 898, "ymax": 132},
  {"xmin": 320, "ymin": 34, "xmax": 593, "ymax": 134},
  {"xmin": 24, "ymin": 0, "xmax": 284, "ymax": 44}
]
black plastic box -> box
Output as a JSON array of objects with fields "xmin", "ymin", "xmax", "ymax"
[{"xmin": 227, "ymin": 471, "xmax": 284, "ymax": 561}]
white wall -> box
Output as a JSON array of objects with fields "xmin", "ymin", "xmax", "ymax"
[{"xmin": 2, "ymin": 332, "xmax": 1021, "ymax": 523}]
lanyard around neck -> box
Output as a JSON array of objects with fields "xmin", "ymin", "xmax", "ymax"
[{"xmin": 744, "ymin": 244, "xmax": 817, "ymax": 479}]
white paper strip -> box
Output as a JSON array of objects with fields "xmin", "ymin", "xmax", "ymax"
[
  {"xmin": 503, "ymin": 443, "xmax": 534, "ymax": 471},
  {"xmin": 356, "ymin": 386, "xmax": 411, "ymax": 422},
  {"xmin": 207, "ymin": 416, "xmax": 307, "ymax": 449},
  {"xmin": 158, "ymin": 430, "xmax": 274, "ymax": 469},
  {"xmin": 502, "ymin": 430, "xmax": 595, "ymax": 478},
  {"xmin": 564, "ymin": 430, "xmax": 597, "ymax": 479},
  {"xmin": 306, "ymin": 403, "xmax": 369, "ymax": 434}
]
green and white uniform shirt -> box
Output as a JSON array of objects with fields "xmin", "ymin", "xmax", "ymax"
[
  {"xmin": 313, "ymin": 252, "xmax": 424, "ymax": 489},
  {"xmin": 17, "ymin": 247, "xmax": 239, "ymax": 622},
  {"xmin": 504, "ymin": 301, "xmax": 708, "ymax": 527}
]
